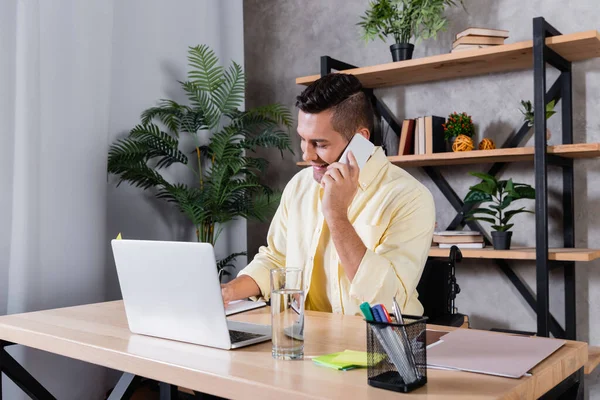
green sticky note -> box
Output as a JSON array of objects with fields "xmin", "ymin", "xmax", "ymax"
[
  {"xmin": 331, "ymin": 350, "xmax": 369, "ymax": 367},
  {"xmin": 312, "ymin": 350, "xmax": 382, "ymax": 371}
]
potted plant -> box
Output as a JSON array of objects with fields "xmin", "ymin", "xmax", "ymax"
[
  {"xmin": 463, "ymin": 172, "xmax": 535, "ymax": 250},
  {"xmin": 107, "ymin": 44, "xmax": 293, "ymax": 280},
  {"xmin": 519, "ymin": 99, "xmax": 556, "ymax": 139},
  {"xmin": 442, "ymin": 111, "xmax": 474, "ymax": 151},
  {"xmin": 358, "ymin": 0, "xmax": 466, "ymax": 62}
]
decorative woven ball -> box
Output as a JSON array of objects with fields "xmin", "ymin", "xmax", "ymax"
[
  {"xmin": 452, "ymin": 134, "xmax": 474, "ymax": 152},
  {"xmin": 478, "ymin": 138, "xmax": 496, "ymax": 150}
]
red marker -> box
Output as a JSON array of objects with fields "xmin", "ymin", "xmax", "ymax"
[{"xmin": 379, "ymin": 304, "xmax": 393, "ymax": 323}]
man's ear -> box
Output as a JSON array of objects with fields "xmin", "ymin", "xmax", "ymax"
[{"xmin": 357, "ymin": 127, "xmax": 370, "ymax": 141}]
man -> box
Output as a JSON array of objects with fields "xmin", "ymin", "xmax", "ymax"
[{"xmin": 221, "ymin": 73, "xmax": 435, "ymax": 316}]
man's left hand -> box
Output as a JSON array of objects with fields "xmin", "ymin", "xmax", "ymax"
[{"xmin": 321, "ymin": 151, "xmax": 360, "ymax": 221}]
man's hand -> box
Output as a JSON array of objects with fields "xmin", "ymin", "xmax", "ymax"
[
  {"xmin": 221, "ymin": 284, "xmax": 232, "ymax": 307},
  {"xmin": 321, "ymin": 151, "xmax": 360, "ymax": 222},
  {"xmin": 220, "ymin": 275, "xmax": 262, "ymax": 308}
]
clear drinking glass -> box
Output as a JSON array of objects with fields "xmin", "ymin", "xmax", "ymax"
[{"xmin": 270, "ymin": 268, "xmax": 304, "ymax": 360}]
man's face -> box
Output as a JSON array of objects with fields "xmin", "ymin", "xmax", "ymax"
[{"xmin": 297, "ymin": 109, "xmax": 349, "ymax": 183}]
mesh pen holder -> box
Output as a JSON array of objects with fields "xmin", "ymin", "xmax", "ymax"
[{"xmin": 366, "ymin": 315, "xmax": 428, "ymax": 393}]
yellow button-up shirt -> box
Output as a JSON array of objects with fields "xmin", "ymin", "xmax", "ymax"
[{"xmin": 238, "ymin": 147, "xmax": 435, "ymax": 316}]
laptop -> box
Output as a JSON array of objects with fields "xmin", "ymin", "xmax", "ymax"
[{"xmin": 110, "ymin": 239, "xmax": 271, "ymax": 349}]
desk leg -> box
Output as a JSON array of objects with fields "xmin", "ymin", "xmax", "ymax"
[
  {"xmin": 539, "ymin": 367, "xmax": 583, "ymax": 400},
  {"xmin": 107, "ymin": 372, "xmax": 141, "ymax": 400},
  {"xmin": 0, "ymin": 341, "xmax": 57, "ymax": 400},
  {"xmin": 159, "ymin": 382, "xmax": 178, "ymax": 400}
]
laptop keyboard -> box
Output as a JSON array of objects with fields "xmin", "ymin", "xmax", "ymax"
[{"xmin": 229, "ymin": 329, "xmax": 264, "ymax": 344}]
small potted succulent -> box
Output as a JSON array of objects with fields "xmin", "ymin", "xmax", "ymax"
[
  {"xmin": 442, "ymin": 111, "xmax": 475, "ymax": 151},
  {"xmin": 463, "ymin": 172, "xmax": 535, "ymax": 250},
  {"xmin": 358, "ymin": 0, "xmax": 466, "ymax": 62},
  {"xmin": 519, "ymin": 99, "xmax": 556, "ymax": 140}
]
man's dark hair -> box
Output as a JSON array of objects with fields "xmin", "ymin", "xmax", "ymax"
[{"xmin": 295, "ymin": 73, "xmax": 374, "ymax": 140}]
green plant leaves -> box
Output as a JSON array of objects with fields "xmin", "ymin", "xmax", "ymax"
[
  {"xmin": 492, "ymin": 224, "xmax": 513, "ymax": 232},
  {"xmin": 467, "ymin": 208, "xmax": 496, "ymax": 216},
  {"xmin": 357, "ymin": 0, "xmax": 465, "ymax": 44},
  {"xmin": 181, "ymin": 80, "xmax": 220, "ymax": 131},
  {"xmin": 464, "ymin": 190, "xmax": 492, "ymax": 203},
  {"xmin": 187, "ymin": 45, "xmax": 224, "ymax": 92},
  {"xmin": 515, "ymin": 186, "xmax": 535, "ymax": 199},
  {"xmin": 217, "ymin": 251, "xmax": 247, "ymax": 277},
  {"xmin": 469, "ymin": 181, "xmax": 496, "ymax": 195},
  {"xmin": 501, "ymin": 208, "xmax": 534, "ymax": 224},
  {"xmin": 107, "ymin": 43, "xmax": 293, "ymax": 257},
  {"xmin": 469, "ymin": 171, "xmax": 497, "ymax": 185},
  {"xmin": 466, "ymin": 216, "xmax": 495, "ymax": 224},
  {"xmin": 213, "ymin": 62, "xmax": 245, "ymax": 115}
]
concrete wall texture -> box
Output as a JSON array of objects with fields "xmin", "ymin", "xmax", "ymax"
[{"xmin": 243, "ymin": 0, "xmax": 600, "ymax": 395}]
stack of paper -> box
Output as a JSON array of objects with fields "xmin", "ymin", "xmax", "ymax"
[{"xmin": 427, "ymin": 329, "xmax": 565, "ymax": 378}]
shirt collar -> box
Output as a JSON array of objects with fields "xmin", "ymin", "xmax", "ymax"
[{"xmin": 358, "ymin": 146, "xmax": 387, "ymax": 191}]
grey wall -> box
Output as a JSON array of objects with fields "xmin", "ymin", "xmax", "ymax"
[
  {"xmin": 243, "ymin": 0, "xmax": 600, "ymax": 395},
  {"xmin": 105, "ymin": 0, "xmax": 246, "ymax": 300}
]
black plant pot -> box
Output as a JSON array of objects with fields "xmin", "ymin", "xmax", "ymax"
[
  {"xmin": 492, "ymin": 231, "xmax": 513, "ymax": 250},
  {"xmin": 390, "ymin": 43, "xmax": 414, "ymax": 62}
]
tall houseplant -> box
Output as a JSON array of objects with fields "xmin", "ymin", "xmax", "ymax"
[
  {"xmin": 108, "ymin": 45, "xmax": 293, "ymax": 280},
  {"xmin": 358, "ymin": 0, "xmax": 466, "ymax": 61},
  {"xmin": 464, "ymin": 172, "xmax": 535, "ymax": 249}
]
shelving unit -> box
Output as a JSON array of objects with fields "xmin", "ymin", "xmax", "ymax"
[
  {"xmin": 296, "ymin": 30, "xmax": 600, "ymax": 88},
  {"xmin": 297, "ymin": 142, "xmax": 600, "ymax": 168},
  {"xmin": 428, "ymin": 247, "xmax": 600, "ymax": 262},
  {"xmin": 297, "ymin": 18, "xmax": 600, "ymax": 342}
]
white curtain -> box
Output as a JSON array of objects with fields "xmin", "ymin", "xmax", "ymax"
[
  {"xmin": 1, "ymin": 1, "xmax": 244, "ymax": 399},
  {"xmin": 0, "ymin": 1, "xmax": 115, "ymax": 398}
]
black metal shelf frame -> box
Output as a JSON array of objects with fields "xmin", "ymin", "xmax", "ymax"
[{"xmin": 319, "ymin": 17, "xmax": 576, "ymax": 341}]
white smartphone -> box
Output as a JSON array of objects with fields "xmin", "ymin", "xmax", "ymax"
[{"xmin": 338, "ymin": 133, "xmax": 375, "ymax": 169}]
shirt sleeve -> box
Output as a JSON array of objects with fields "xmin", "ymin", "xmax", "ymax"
[
  {"xmin": 236, "ymin": 181, "xmax": 290, "ymax": 302},
  {"xmin": 348, "ymin": 186, "xmax": 435, "ymax": 314}
]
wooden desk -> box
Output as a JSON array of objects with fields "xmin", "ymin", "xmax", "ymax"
[{"xmin": 0, "ymin": 301, "xmax": 588, "ymax": 399}]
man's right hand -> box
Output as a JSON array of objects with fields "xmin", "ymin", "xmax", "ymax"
[{"xmin": 220, "ymin": 275, "xmax": 262, "ymax": 308}]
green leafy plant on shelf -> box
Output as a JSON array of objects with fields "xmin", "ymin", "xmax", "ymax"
[
  {"xmin": 442, "ymin": 111, "xmax": 474, "ymax": 141},
  {"xmin": 358, "ymin": 0, "xmax": 466, "ymax": 61},
  {"xmin": 107, "ymin": 45, "xmax": 293, "ymax": 279},
  {"xmin": 463, "ymin": 172, "xmax": 535, "ymax": 249},
  {"xmin": 519, "ymin": 99, "xmax": 556, "ymax": 127}
]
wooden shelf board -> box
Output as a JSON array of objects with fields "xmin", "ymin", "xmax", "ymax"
[
  {"xmin": 429, "ymin": 247, "xmax": 600, "ymax": 262},
  {"xmin": 585, "ymin": 346, "xmax": 600, "ymax": 374},
  {"xmin": 295, "ymin": 143, "xmax": 600, "ymax": 168},
  {"xmin": 296, "ymin": 30, "xmax": 600, "ymax": 88}
]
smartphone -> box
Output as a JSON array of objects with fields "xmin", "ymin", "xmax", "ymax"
[{"xmin": 338, "ymin": 133, "xmax": 375, "ymax": 169}]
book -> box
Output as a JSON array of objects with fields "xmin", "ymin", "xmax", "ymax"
[
  {"xmin": 451, "ymin": 44, "xmax": 497, "ymax": 53},
  {"xmin": 414, "ymin": 117, "xmax": 424, "ymax": 155},
  {"xmin": 425, "ymin": 115, "xmax": 446, "ymax": 154},
  {"xmin": 455, "ymin": 27, "xmax": 509, "ymax": 40},
  {"xmin": 438, "ymin": 243, "xmax": 485, "ymax": 249},
  {"xmin": 398, "ymin": 119, "xmax": 415, "ymax": 156},
  {"xmin": 433, "ymin": 235, "xmax": 483, "ymax": 244},
  {"xmin": 434, "ymin": 230, "xmax": 482, "ymax": 236},
  {"xmin": 452, "ymin": 36, "xmax": 505, "ymax": 48}
]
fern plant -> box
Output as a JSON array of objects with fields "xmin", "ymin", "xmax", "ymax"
[{"xmin": 108, "ymin": 45, "xmax": 293, "ymax": 279}]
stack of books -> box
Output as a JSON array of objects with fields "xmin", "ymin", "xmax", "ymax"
[
  {"xmin": 451, "ymin": 27, "xmax": 509, "ymax": 53},
  {"xmin": 433, "ymin": 230, "xmax": 484, "ymax": 249},
  {"xmin": 397, "ymin": 116, "xmax": 446, "ymax": 156}
]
